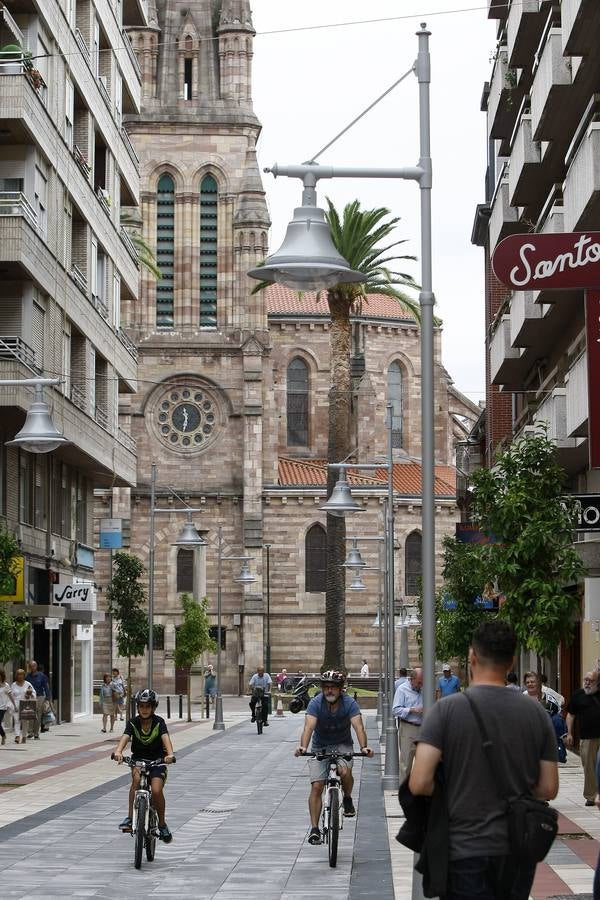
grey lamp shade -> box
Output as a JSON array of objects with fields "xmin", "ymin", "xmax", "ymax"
[
  {"xmin": 349, "ymin": 571, "xmax": 366, "ymax": 591},
  {"xmin": 344, "ymin": 546, "xmax": 366, "ymax": 568},
  {"xmin": 319, "ymin": 475, "xmax": 364, "ymax": 514},
  {"xmin": 5, "ymin": 389, "xmax": 70, "ymax": 453},
  {"xmin": 235, "ymin": 562, "xmax": 256, "ymax": 585},
  {"xmin": 172, "ymin": 520, "xmax": 206, "ymax": 547},
  {"xmin": 247, "ymin": 206, "xmax": 365, "ymax": 291}
]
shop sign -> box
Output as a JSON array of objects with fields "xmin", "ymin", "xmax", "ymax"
[
  {"xmin": 75, "ymin": 624, "xmax": 93, "ymax": 641},
  {"xmin": 44, "ymin": 617, "xmax": 60, "ymax": 630},
  {"xmin": 99, "ymin": 518, "xmax": 123, "ymax": 549},
  {"xmin": 0, "ymin": 554, "xmax": 24, "ymax": 602},
  {"xmin": 52, "ymin": 580, "xmax": 96, "ymax": 610},
  {"xmin": 492, "ymin": 232, "xmax": 600, "ymax": 291},
  {"xmin": 572, "ymin": 494, "xmax": 600, "ymax": 531}
]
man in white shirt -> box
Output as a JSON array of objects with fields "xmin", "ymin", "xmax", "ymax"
[
  {"xmin": 360, "ymin": 659, "xmax": 369, "ymax": 678},
  {"xmin": 392, "ymin": 667, "xmax": 423, "ymax": 782}
]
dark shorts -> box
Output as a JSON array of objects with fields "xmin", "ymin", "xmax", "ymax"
[{"xmin": 132, "ymin": 762, "xmax": 167, "ymax": 784}]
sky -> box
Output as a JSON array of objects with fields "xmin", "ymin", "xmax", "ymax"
[{"xmin": 250, "ymin": 1, "xmax": 496, "ymax": 406}]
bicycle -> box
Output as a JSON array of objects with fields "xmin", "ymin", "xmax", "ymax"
[
  {"xmin": 112, "ymin": 754, "xmax": 176, "ymax": 869},
  {"xmin": 306, "ymin": 750, "xmax": 365, "ymax": 867},
  {"xmin": 252, "ymin": 686, "xmax": 265, "ymax": 734}
]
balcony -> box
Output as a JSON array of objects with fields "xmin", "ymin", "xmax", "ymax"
[
  {"xmin": 0, "ymin": 336, "xmax": 37, "ymax": 370},
  {"xmin": 509, "ymin": 291, "xmax": 543, "ymax": 347},
  {"xmin": 530, "ymin": 28, "xmax": 572, "ymax": 141},
  {"xmin": 488, "ymin": 169, "xmax": 521, "ymax": 252},
  {"xmin": 488, "ymin": 0, "xmax": 508, "ymax": 20},
  {"xmin": 566, "ymin": 352, "xmax": 588, "ymax": 437},
  {"xmin": 509, "ymin": 114, "xmax": 541, "ymax": 206},
  {"xmin": 0, "ymin": 4, "xmax": 24, "ymax": 47},
  {"xmin": 121, "ymin": 29, "xmax": 141, "ymax": 81},
  {"xmin": 490, "ymin": 315, "xmax": 524, "ymax": 385},
  {"xmin": 119, "ymin": 226, "xmax": 140, "ymax": 266},
  {"xmin": 563, "ymin": 121, "xmax": 600, "ymax": 231},
  {"xmin": 534, "ymin": 388, "xmax": 580, "ymax": 448},
  {"xmin": 73, "ymin": 145, "xmax": 91, "ymax": 180},
  {"xmin": 123, "ymin": 0, "xmax": 148, "ymax": 28},
  {"xmin": 70, "ymin": 383, "xmax": 87, "ymax": 412},
  {"xmin": 507, "ymin": 0, "xmax": 545, "ymax": 67},
  {"xmin": 95, "ymin": 404, "xmax": 109, "ymax": 430},
  {"xmin": 0, "ymin": 191, "xmax": 37, "ymax": 230},
  {"xmin": 97, "ymin": 187, "xmax": 112, "ymax": 217},
  {"xmin": 117, "ymin": 327, "xmax": 138, "ymax": 360},
  {"xmin": 98, "ymin": 75, "xmax": 111, "ymax": 109},
  {"xmin": 120, "ymin": 126, "xmax": 139, "ymax": 169},
  {"xmin": 70, "ymin": 263, "xmax": 88, "ymax": 295},
  {"xmin": 487, "ymin": 48, "xmax": 521, "ymax": 141},
  {"xmin": 562, "ymin": 0, "xmax": 600, "ymax": 56},
  {"xmin": 92, "ymin": 293, "xmax": 109, "ymax": 320},
  {"xmin": 117, "ymin": 426, "xmax": 136, "ymax": 453},
  {"xmin": 75, "ymin": 28, "xmax": 90, "ymax": 64}
]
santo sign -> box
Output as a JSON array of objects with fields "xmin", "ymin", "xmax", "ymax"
[{"xmin": 492, "ymin": 231, "xmax": 600, "ymax": 291}]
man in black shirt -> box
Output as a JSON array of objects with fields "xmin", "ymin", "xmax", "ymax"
[
  {"xmin": 410, "ymin": 621, "xmax": 558, "ymax": 900},
  {"xmin": 113, "ymin": 688, "xmax": 175, "ymax": 842},
  {"xmin": 566, "ymin": 671, "xmax": 600, "ymax": 805}
]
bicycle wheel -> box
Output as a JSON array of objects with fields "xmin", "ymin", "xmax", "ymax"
[
  {"xmin": 256, "ymin": 702, "xmax": 263, "ymax": 734},
  {"xmin": 146, "ymin": 806, "xmax": 157, "ymax": 862},
  {"xmin": 328, "ymin": 791, "xmax": 339, "ymax": 867},
  {"xmin": 134, "ymin": 794, "xmax": 147, "ymax": 869}
]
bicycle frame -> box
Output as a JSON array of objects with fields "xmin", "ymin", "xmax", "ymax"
[
  {"xmin": 322, "ymin": 759, "xmax": 344, "ymax": 837},
  {"xmin": 132, "ymin": 762, "xmax": 156, "ymax": 836}
]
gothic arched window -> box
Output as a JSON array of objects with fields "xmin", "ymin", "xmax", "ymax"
[
  {"xmin": 405, "ymin": 531, "xmax": 422, "ymax": 596},
  {"xmin": 177, "ymin": 548, "xmax": 194, "ymax": 593},
  {"xmin": 388, "ymin": 360, "xmax": 403, "ymax": 449},
  {"xmin": 287, "ymin": 357, "xmax": 309, "ymax": 446},
  {"xmin": 156, "ymin": 174, "xmax": 175, "ymax": 328},
  {"xmin": 305, "ymin": 523, "xmax": 327, "ymax": 592},
  {"xmin": 199, "ymin": 174, "xmax": 218, "ymax": 327}
]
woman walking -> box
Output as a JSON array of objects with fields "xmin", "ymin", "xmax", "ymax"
[
  {"xmin": 0, "ymin": 669, "xmax": 17, "ymax": 745},
  {"xmin": 111, "ymin": 668, "xmax": 126, "ymax": 721},
  {"xmin": 11, "ymin": 669, "xmax": 36, "ymax": 744},
  {"xmin": 99, "ymin": 673, "xmax": 116, "ymax": 733}
]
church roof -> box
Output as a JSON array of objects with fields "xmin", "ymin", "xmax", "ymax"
[
  {"xmin": 277, "ymin": 458, "xmax": 456, "ymax": 498},
  {"xmin": 266, "ymin": 286, "xmax": 417, "ymax": 323}
]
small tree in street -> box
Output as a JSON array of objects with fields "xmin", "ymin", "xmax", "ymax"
[
  {"xmin": 470, "ymin": 429, "xmax": 584, "ymax": 657},
  {"xmin": 173, "ymin": 593, "xmax": 216, "ymax": 721},
  {"xmin": 0, "ymin": 523, "xmax": 27, "ymax": 665},
  {"xmin": 106, "ymin": 552, "xmax": 148, "ymax": 706}
]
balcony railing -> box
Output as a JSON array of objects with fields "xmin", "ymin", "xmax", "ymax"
[
  {"xmin": 117, "ymin": 327, "xmax": 138, "ymax": 360},
  {"xmin": 119, "ymin": 226, "xmax": 140, "ymax": 265},
  {"xmin": 564, "ymin": 121, "xmax": 600, "ymax": 231},
  {"xmin": 70, "ymin": 383, "xmax": 87, "ymax": 411},
  {"xmin": 0, "ymin": 4, "xmax": 24, "ymax": 47},
  {"xmin": 566, "ymin": 353, "xmax": 588, "ymax": 438},
  {"xmin": 0, "ymin": 336, "xmax": 37, "ymax": 369},
  {"xmin": 121, "ymin": 28, "xmax": 141, "ymax": 80},
  {"xmin": 75, "ymin": 28, "xmax": 91, "ymax": 63},
  {"xmin": 530, "ymin": 27, "xmax": 572, "ymax": 141},
  {"xmin": 534, "ymin": 389, "xmax": 579, "ymax": 448},
  {"xmin": 95, "ymin": 404, "xmax": 109, "ymax": 430},
  {"xmin": 98, "ymin": 74, "xmax": 111, "ymax": 108},
  {"xmin": 73, "ymin": 144, "xmax": 91, "ymax": 180},
  {"xmin": 70, "ymin": 263, "xmax": 88, "ymax": 294},
  {"xmin": 92, "ymin": 293, "xmax": 109, "ymax": 320},
  {"xmin": 0, "ymin": 191, "xmax": 38, "ymax": 230},
  {"xmin": 117, "ymin": 426, "xmax": 137, "ymax": 453},
  {"xmin": 120, "ymin": 126, "xmax": 139, "ymax": 168},
  {"xmin": 96, "ymin": 187, "xmax": 112, "ymax": 216}
]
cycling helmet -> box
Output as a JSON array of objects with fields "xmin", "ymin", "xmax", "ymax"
[
  {"xmin": 135, "ymin": 688, "xmax": 158, "ymax": 708},
  {"xmin": 321, "ymin": 670, "xmax": 345, "ymax": 686}
]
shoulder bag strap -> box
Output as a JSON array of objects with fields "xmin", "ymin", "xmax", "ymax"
[{"xmin": 463, "ymin": 692, "xmax": 511, "ymax": 809}]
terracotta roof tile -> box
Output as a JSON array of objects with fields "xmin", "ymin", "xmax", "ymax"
[
  {"xmin": 276, "ymin": 458, "xmax": 456, "ymax": 497},
  {"xmin": 265, "ymin": 285, "xmax": 416, "ymax": 322}
]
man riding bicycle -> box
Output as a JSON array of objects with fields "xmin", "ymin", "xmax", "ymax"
[
  {"xmin": 113, "ymin": 688, "xmax": 175, "ymax": 843},
  {"xmin": 294, "ymin": 670, "xmax": 373, "ymax": 845},
  {"xmin": 249, "ymin": 665, "xmax": 272, "ymax": 726}
]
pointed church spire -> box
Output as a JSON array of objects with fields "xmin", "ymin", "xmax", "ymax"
[
  {"xmin": 218, "ymin": 0, "xmax": 254, "ymax": 33},
  {"xmin": 217, "ymin": 0, "xmax": 255, "ymax": 104},
  {"xmin": 235, "ymin": 148, "xmax": 270, "ymax": 227}
]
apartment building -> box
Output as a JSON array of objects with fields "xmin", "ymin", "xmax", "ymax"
[
  {"xmin": 472, "ymin": 0, "xmax": 600, "ymax": 693},
  {"xmin": 0, "ymin": 0, "xmax": 145, "ymax": 719}
]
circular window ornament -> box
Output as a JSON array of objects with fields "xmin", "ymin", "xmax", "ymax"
[{"xmin": 151, "ymin": 383, "xmax": 221, "ymax": 454}]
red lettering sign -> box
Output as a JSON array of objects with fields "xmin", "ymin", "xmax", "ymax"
[
  {"xmin": 586, "ymin": 291, "xmax": 600, "ymax": 468},
  {"xmin": 492, "ymin": 232, "xmax": 600, "ymax": 291}
]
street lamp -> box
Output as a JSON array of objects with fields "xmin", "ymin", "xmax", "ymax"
[
  {"xmin": 263, "ymin": 544, "xmax": 272, "ymax": 675},
  {"xmin": 147, "ymin": 463, "xmax": 206, "ymax": 691},
  {"xmin": 213, "ymin": 525, "xmax": 256, "ymax": 731},
  {"xmin": 248, "ymin": 24, "xmax": 435, "ymax": 719},
  {"xmin": 1, "ymin": 378, "xmax": 70, "ymax": 452}
]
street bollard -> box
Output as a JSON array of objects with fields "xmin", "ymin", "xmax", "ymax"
[
  {"xmin": 166, "ymin": 695, "xmax": 171, "ymax": 719},
  {"xmin": 205, "ymin": 696, "xmax": 210, "ymax": 719},
  {"xmin": 178, "ymin": 694, "xmax": 183, "ymax": 719}
]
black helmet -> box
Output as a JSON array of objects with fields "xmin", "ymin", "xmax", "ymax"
[
  {"xmin": 321, "ymin": 670, "xmax": 345, "ymax": 686},
  {"xmin": 135, "ymin": 688, "xmax": 158, "ymax": 708}
]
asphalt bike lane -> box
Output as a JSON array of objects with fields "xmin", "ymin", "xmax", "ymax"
[{"xmin": 0, "ymin": 713, "xmax": 393, "ymax": 900}]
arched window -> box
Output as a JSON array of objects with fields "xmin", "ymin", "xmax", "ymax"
[
  {"xmin": 199, "ymin": 174, "xmax": 218, "ymax": 327},
  {"xmin": 287, "ymin": 357, "xmax": 309, "ymax": 446},
  {"xmin": 176, "ymin": 548, "xmax": 194, "ymax": 593},
  {"xmin": 156, "ymin": 174, "xmax": 175, "ymax": 327},
  {"xmin": 388, "ymin": 361, "xmax": 403, "ymax": 449},
  {"xmin": 405, "ymin": 531, "xmax": 422, "ymax": 596},
  {"xmin": 305, "ymin": 524, "xmax": 327, "ymax": 592}
]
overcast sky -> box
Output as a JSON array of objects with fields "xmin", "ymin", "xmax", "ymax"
[{"xmin": 250, "ymin": 1, "xmax": 496, "ymax": 406}]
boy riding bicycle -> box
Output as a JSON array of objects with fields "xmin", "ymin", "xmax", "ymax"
[
  {"xmin": 113, "ymin": 688, "xmax": 175, "ymax": 843},
  {"xmin": 294, "ymin": 670, "xmax": 373, "ymax": 845}
]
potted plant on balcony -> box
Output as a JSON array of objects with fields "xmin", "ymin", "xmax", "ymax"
[{"xmin": 29, "ymin": 68, "xmax": 44, "ymax": 90}]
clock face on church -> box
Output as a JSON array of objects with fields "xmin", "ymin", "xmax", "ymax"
[{"xmin": 153, "ymin": 386, "xmax": 219, "ymax": 452}]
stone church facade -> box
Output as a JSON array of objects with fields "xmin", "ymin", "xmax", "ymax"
[{"xmin": 93, "ymin": 0, "xmax": 479, "ymax": 693}]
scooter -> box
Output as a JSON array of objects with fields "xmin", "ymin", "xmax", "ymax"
[{"xmin": 288, "ymin": 675, "xmax": 321, "ymax": 713}]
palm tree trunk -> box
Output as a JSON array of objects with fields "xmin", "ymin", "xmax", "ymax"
[{"xmin": 324, "ymin": 291, "xmax": 353, "ymax": 671}]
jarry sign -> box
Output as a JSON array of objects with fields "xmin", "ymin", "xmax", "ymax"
[{"xmin": 492, "ymin": 232, "xmax": 600, "ymax": 468}]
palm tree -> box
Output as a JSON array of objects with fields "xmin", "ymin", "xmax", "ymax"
[{"xmin": 321, "ymin": 199, "xmax": 419, "ymax": 670}]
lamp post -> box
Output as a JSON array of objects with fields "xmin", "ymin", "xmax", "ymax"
[
  {"xmin": 263, "ymin": 544, "xmax": 272, "ymax": 675},
  {"xmin": 213, "ymin": 525, "xmax": 256, "ymax": 731},
  {"xmin": 248, "ymin": 24, "xmax": 435, "ymax": 714},
  {"xmin": 146, "ymin": 463, "xmax": 206, "ymax": 691},
  {"xmin": 1, "ymin": 378, "xmax": 70, "ymax": 452}
]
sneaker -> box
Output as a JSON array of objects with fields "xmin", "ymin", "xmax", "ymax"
[
  {"xmin": 158, "ymin": 824, "xmax": 173, "ymax": 843},
  {"xmin": 119, "ymin": 816, "xmax": 132, "ymax": 831},
  {"xmin": 250, "ymin": 716, "xmax": 256, "ymax": 722},
  {"xmin": 308, "ymin": 827, "xmax": 321, "ymax": 845},
  {"xmin": 264, "ymin": 722, "xmax": 270, "ymax": 726},
  {"xmin": 585, "ymin": 800, "xmax": 595, "ymax": 807},
  {"xmin": 343, "ymin": 796, "xmax": 356, "ymax": 817}
]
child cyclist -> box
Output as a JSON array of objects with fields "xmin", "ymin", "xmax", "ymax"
[{"xmin": 112, "ymin": 688, "xmax": 175, "ymax": 842}]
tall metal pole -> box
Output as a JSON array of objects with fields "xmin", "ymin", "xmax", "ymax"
[
  {"xmin": 264, "ymin": 544, "xmax": 271, "ymax": 673},
  {"xmin": 376, "ymin": 540, "xmax": 384, "ymax": 724},
  {"xmin": 383, "ymin": 403, "xmax": 400, "ymax": 789},
  {"xmin": 147, "ymin": 463, "xmax": 156, "ymax": 691},
  {"xmin": 213, "ymin": 526, "xmax": 225, "ymax": 731}
]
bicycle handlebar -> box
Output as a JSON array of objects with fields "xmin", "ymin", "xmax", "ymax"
[
  {"xmin": 111, "ymin": 754, "xmax": 176, "ymax": 766},
  {"xmin": 303, "ymin": 751, "xmax": 367, "ymax": 761}
]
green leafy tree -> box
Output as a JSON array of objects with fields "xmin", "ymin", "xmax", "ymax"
[
  {"xmin": 173, "ymin": 593, "xmax": 217, "ymax": 721},
  {"xmin": 470, "ymin": 429, "xmax": 584, "ymax": 657},
  {"xmin": 106, "ymin": 552, "xmax": 148, "ymax": 705},
  {"xmin": 120, "ymin": 211, "xmax": 161, "ymax": 279},
  {"xmin": 0, "ymin": 524, "xmax": 27, "ymax": 665}
]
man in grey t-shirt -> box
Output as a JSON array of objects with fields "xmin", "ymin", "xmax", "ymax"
[{"xmin": 410, "ymin": 621, "xmax": 558, "ymax": 900}]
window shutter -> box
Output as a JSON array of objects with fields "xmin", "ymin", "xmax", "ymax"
[{"xmin": 31, "ymin": 301, "xmax": 45, "ymax": 370}]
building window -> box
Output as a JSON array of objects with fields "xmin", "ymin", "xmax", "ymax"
[
  {"xmin": 153, "ymin": 624, "xmax": 165, "ymax": 650},
  {"xmin": 405, "ymin": 531, "xmax": 422, "ymax": 596},
  {"xmin": 199, "ymin": 174, "xmax": 218, "ymax": 327},
  {"xmin": 388, "ymin": 361, "xmax": 403, "ymax": 449},
  {"xmin": 76, "ymin": 476, "xmax": 87, "ymax": 543},
  {"xmin": 209, "ymin": 625, "xmax": 226, "ymax": 650},
  {"xmin": 34, "ymin": 456, "xmax": 47, "ymax": 530},
  {"xmin": 51, "ymin": 458, "xmax": 62, "ymax": 535},
  {"xmin": 287, "ymin": 357, "xmax": 309, "ymax": 446},
  {"xmin": 177, "ymin": 548, "xmax": 194, "ymax": 593},
  {"xmin": 156, "ymin": 174, "xmax": 175, "ymax": 327},
  {"xmin": 183, "ymin": 58, "xmax": 193, "ymax": 99},
  {"xmin": 305, "ymin": 523, "xmax": 327, "ymax": 592}
]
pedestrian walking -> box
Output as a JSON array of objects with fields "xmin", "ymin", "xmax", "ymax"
[
  {"xmin": 436, "ymin": 663, "xmax": 461, "ymax": 699},
  {"xmin": 565, "ymin": 670, "xmax": 600, "ymax": 805},
  {"xmin": 392, "ymin": 667, "xmax": 423, "ymax": 782},
  {"xmin": 410, "ymin": 620, "xmax": 558, "ymax": 900},
  {"xmin": 505, "ymin": 671, "xmax": 521, "ymax": 691},
  {"xmin": 11, "ymin": 670, "xmax": 36, "ymax": 744},
  {"xmin": 26, "ymin": 659, "xmax": 50, "ymax": 737},
  {"xmin": 0, "ymin": 669, "xmax": 16, "ymax": 745},
  {"xmin": 360, "ymin": 659, "xmax": 369, "ymax": 678},
  {"xmin": 99, "ymin": 673, "xmax": 116, "ymax": 733},
  {"xmin": 204, "ymin": 665, "xmax": 216, "ymax": 705},
  {"xmin": 111, "ymin": 668, "xmax": 126, "ymax": 721}
]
